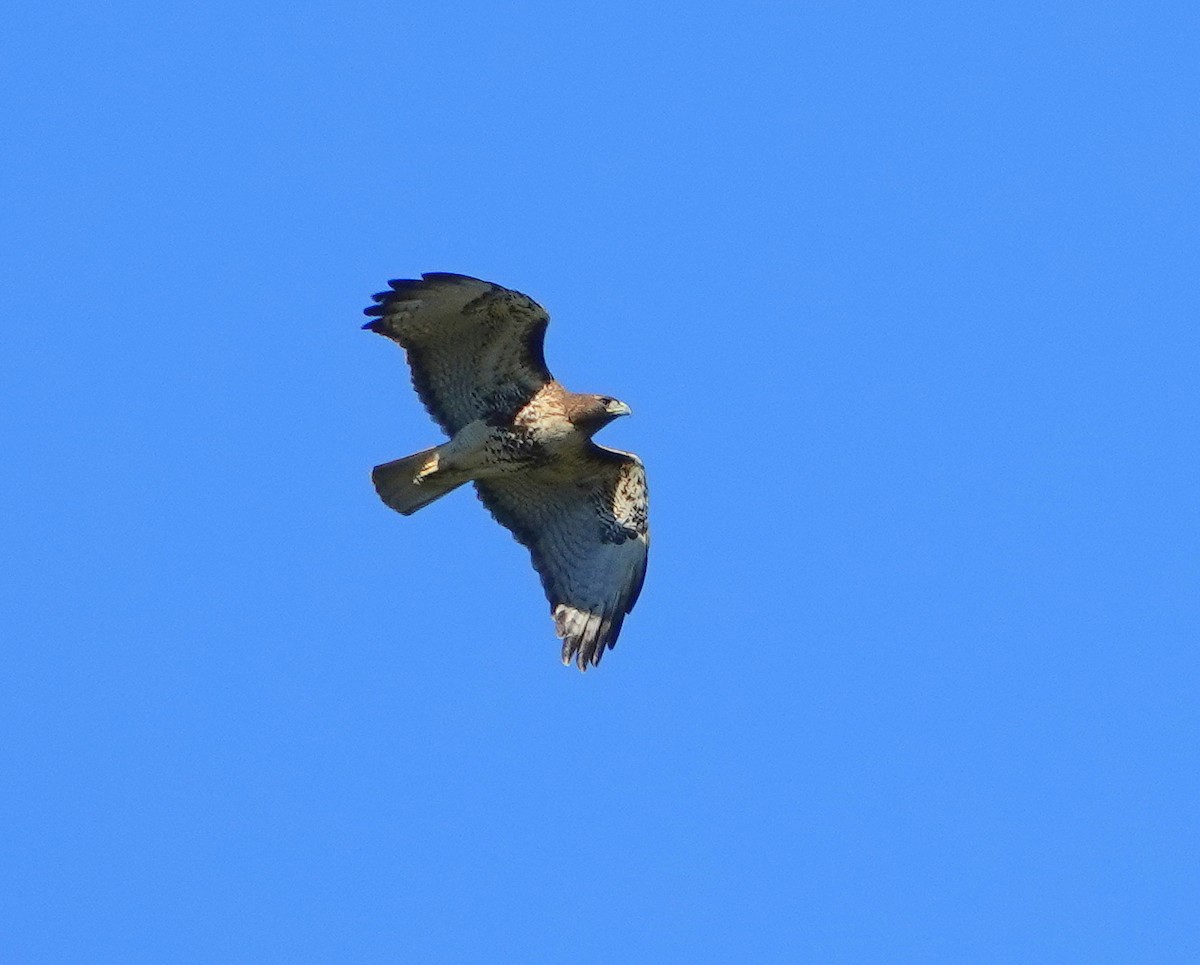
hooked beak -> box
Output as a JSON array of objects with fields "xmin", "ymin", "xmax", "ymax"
[{"xmin": 606, "ymin": 400, "xmax": 632, "ymax": 418}]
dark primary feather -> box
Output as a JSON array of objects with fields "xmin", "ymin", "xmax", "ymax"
[{"xmin": 363, "ymin": 273, "xmax": 552, "ymax": 435}]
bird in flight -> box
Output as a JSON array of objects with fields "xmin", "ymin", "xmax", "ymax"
[{"xmin": 364, "ymin": 273, "xmax": 649, "ymax": 670}]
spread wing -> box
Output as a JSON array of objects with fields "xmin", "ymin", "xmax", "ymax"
[
  {"xmin": 363, "ymin": 272, "xmax": 553, "ymax": 435},
  {"xmin": 474, "ymin": 447, "xmax": 649, "ymax": 670}
]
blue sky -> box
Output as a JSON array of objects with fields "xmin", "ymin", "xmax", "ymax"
[{"xmin": 3, "ymin": 1, "xmax": 1197, "ymax": 961}]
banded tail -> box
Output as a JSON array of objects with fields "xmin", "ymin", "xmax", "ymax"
[{"xmin": 371, "ymin": 446, "xmax": 467, "ymax": 516}]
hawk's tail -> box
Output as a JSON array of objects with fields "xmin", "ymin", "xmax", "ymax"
[{"xmin": 371, "ymin": 446, "xmax": 466, "ymax": 516}]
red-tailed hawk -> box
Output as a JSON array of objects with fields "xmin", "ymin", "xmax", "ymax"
[{"xmin": 363, "ymin": 273, "xmax": 649, "ymax": 670}]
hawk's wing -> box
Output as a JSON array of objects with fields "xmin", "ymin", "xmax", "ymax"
[
  {"xmin": 474, "ymin": 447, "xmax": 649, "ymax": 670},
  {"xmin": 363, "ymin": 272, "xmax": 553, "ymax": 435}
]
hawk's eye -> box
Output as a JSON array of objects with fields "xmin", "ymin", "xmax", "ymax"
[{"xmin": 600, "ymin": 397, "xmax": 614, "ymax": 406}]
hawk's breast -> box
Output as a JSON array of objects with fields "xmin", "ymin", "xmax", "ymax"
[{"xmin": 514, "ymin": 385, "xmax": 578, "ymax": 450}]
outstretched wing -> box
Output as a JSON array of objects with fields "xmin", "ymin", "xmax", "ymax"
[
  {"xmin": 363, "ymin": 272, "xmax": 553, "ymax": 435},
  {"xmin": 474, "ymin": 447, "xmax": 649, "ymax": 670}
]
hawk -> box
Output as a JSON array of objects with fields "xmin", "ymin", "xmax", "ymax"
[{"xmin": 363, "ymin": 273, "xmax": 649, "ymax": 670}]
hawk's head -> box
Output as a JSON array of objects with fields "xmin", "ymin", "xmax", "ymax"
[{"xmin": 567, "ymin": 394, "xmax": 632, "ymax": 436}]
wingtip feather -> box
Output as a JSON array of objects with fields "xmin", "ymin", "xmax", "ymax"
[{"xmin": 555, "ymin": 604, "xmax": 620, "ymax": 672}]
